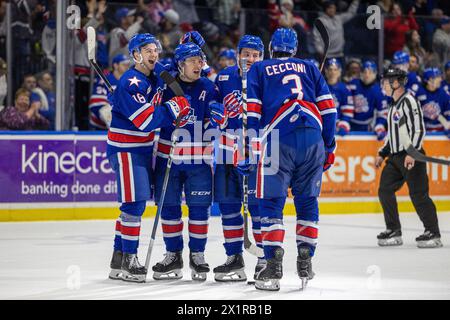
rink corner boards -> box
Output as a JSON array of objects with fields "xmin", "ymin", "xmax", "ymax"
[{"xmin": 0, "ymin": 199, "xmax": 449, "ymax": 222}]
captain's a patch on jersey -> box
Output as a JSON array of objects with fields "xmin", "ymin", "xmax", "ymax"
[{"xmin": 218, "ymin": 75, "xmax": 229, "ymax": 81}]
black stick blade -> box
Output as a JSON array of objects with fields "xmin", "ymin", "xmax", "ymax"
[{"xmin": 160, "ymin": 71, "xmax": 184, "ymax": 96}]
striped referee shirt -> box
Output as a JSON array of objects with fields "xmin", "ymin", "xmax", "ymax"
[{"xmin": 378, "ymin": 91, "xmax": 426, "ymax": 157}]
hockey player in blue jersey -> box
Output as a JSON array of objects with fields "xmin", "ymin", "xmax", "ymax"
[
  {"xmin": 152, "ymin": 42, "xmax": 226, "ymax": 281},
  {"xmin": 107, "ymin": 34, "xmax": 191, "ymax": 283},
  {"xmin": 347, "ymin": 60, "xmax": 388, "ymax": 140},
  {"xmin": 416, "ymin": 68, "xmax": 450, "ymax": 136},
  {"xmin": 391, "ymin": 50, "xmax": 422, "ymax": 96},
  {"xmin": 212, "ymin": 35, "xmax": 265, "ymax": 282},
  {"xmin": 443, "ymin": 61, "xmax": 450, "ymax": 95},
  {"xmin": 239, "ymin": 28, "xmax": 337, "ymax": 291},
  {"xmin": 324, "ymin": 58, "xmax": 354, "ymax": 136},
  {"xmin": 88, "ymin": 54, "xmax": 130, "ymax": 130}
]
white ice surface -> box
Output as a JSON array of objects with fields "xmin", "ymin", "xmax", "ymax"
[{"xmin": 0, "ymin": 213, "xmax": 449, "ymax": 300}]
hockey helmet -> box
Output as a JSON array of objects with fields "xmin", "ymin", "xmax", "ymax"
[
  {"xmin": 362, "ymin": 60, "xmax": 377, "ymax": 72},
  {"xmin": 128, "ymin": 33, "xmax": 162, "ymax": 57},
  {"xmin": 381, "ymin": 67, "xmax": 407, "ymax": 86},
  {"xmin": 392, "ymin": 51, "xmax": 410, "ymax": 65},
  {"xmin": 325, "ymin": 58, "xmax": 342, "ymax": 69},
  {"xmin": 423, "ymin": 67, "xmax": 442, "ymax": 82},
  {"xmin": 269, "ymin": 28, "xmax": 298, "ymax": 56},
  {"xmin": 174, "ymin": 42, "xmax": 204, "ymax": 66},
  {"xmin": 237, "ymin": 35, "xmax": 264, "ymax": 56}
]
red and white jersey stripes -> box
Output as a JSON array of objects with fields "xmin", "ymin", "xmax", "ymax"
[
  {"xmin": 261, "ymin": 223, "xmax": 285, "ymax": 247},
  {"xmin": 247, "ymin": 98, "xmax": 262, "ymax": 120},
  {"xmin": 120, "ymin": 219, "xmax": 141, "ymax": 241},
  {"xmin": 188, "ymin": 220, "xmax": 209, "ymax": 239},
  {"xmin": 108, "ymin": 127, "xmax": 155, "ymax": 149},
  {"xmin": 156, "ymin": 138, "xmax": 213, "ymax": 162},
  {"xmin": 128, "ymin": 103, "xmax": 155, "ymax": 131},
  {"xmin": 162, "ymin": 219, "xmax": 184, "ymax": 238},
  {"xmin": 223, "ymin": 224, "xmax": 244, "ymax": 243},
  {"xmin": 296, "ymin": 220, "xmax": 319, "ymax": 245},
  {"xmin": 117, "ymin": 152, "xmax": 136, "ymax": 203}
]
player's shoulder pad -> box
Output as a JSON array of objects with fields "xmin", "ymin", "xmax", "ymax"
[{"xmin": 119, "ymin": 68, "xmax": 147, "ymax": 93}]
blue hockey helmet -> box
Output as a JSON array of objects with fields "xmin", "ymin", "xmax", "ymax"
[
  {"xmin": 174, "ymin": 42, "xmax": 204, "ymax": 66},
  {"xmin": 325, "ymin": 58, "xmax": 342, "ymax": 69},
  {"xmin": 362, "ymin": 60, "xmax": 377, "ymax": 72},
  {"xmin": 445, "ymin": 61, "xmax": 450, "ymax": 71},
  {"xmin": 219, "ymin": 49, "xmax": 237, "ymax": 61},
  {"xmin": 305, "ymin": 58, "xmax": 320, "ymax": 69},
  {"xmin": 128, "ymin": 33, "xmax": 162, "ymax": 57},
  {"xmin": 269, "ymin": 28, "xmax": 298, "ymax": 57},
  {"xmin": 237, "ymin": 35, "xmax": 264, "ymax": 56},
  {"xmin": 392, "ymin": 51, "xmax": 410, "ymax": 65},
  {"xmin": 423, "ymin": 67, "xmax": 442, "ymax": 82},
  {"xmin": 112, "ymin": 54, "xmax": 130, "ymax": 65}
]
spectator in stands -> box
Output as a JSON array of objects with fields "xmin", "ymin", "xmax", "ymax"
[
  {"xmin": 0, "ymin": 88, "xmax": 49, "ymax": 130},
  {"xmin": 403, "ymin": 29, "xmax": 427, "ymax": 66},
  {"xmin": 313, "ymin": 0, "xmax": 360, "ymax": 60},
  {"xmin": 0, "ymin": 0, "xmax": 6, "ymax": 60},
  {"xmin": 207, "ymin": 0, "xmax": 241, "ymax": 32},
  {"xmin": 423, "ymin": 8, "xmax": 443, "ymax": 52},
  {"xmin": 158, "ymin": 9, "xmax": 183, "ymax": 57},
  {"xmin": 35, "ymin": 71, "xmax": 56, "ymax": 130},
  {"xmin": 0, "ymin": 57, "xmax": 6, "ymax": 110},
  {"xmin": 384, "ymin": 2, "xmax": 419, "ymax": 58},
  {"xmin": 342, "ymin": 58, "xmax": 362, "ymax": 83},
  {"xmin": 173, "ymin": 0, "xmax": 199, "ymax": 24},
  {"xmin": 21, "ymin": 74, "xmax": 41, "ymax": 111},
  {"xmin": 138, "ymin": 0, "xmax": 173, "ymax": 25},
  {"xmin": 432, "ymin": 17, "xmax": 450, "ymax": 68},
  {"xmin": 109, "ymin": 7, "xmax": 143, "ymax": 66},
  {"xmin": 376, "ymin": 0, "xmax": 393, "ymax": 14},
  {"xmin": 409, "ymin": 53, "xmax": 421, "ymax": 74}
]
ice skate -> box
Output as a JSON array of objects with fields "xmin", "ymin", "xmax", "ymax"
[
  {"xmin": 120, "ymin": 253, "xmax": 147, "ymax": 283},
  {"xmin": 255, "ymin": 248, "xmax": 284, "ymax": 291},
  {"xmin": 297, "ymin": 246, "xmax": 315, "ymax": 290},
  {"xmin": 213, "ymin": 253, "xmax": 247, "ymax": 282},
  {"xmin": 152, "ymin": 251, "xmax": 183, "ymax": 280},
  {"xmin": 377, "ymin": 229, "xmax": 403, "ymax": 246},
  {"xmin": 247, "ymin": 258, "xmax": 267, "ymax": 284},
  {"xmin": 108, "ymin": 250, "xmax": 123, "ymax": 280},
  {"xmin": 189, "ymin": 252, "xmax": 210, "ymax": 281},
  {"xmin": 416, "ymin": 231, "xmax": 443, "ymax": 248}
]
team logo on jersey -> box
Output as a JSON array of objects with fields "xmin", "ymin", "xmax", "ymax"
[
  {"xmin": 353, "ymin": 95, "xmax": 369, "ymax": 113},
  {"xmin": 223, "ymin": 90, "xmax": 242, "ymax": 118},
  {"xmin": 176, "ymin": 108, "xmax": 196, "ymax": 127},
  {"xmin": 128, "ymin": 76, "xmax": 141, "ymax": 87},
  {"xmin": 150, "ymin": 88, "xmax": 163, "ymax": 107},
  {"xmin": 218, "ymin": 75, "xmax": 229, "ymax": 81},
  {"xmin": 393, "ymin": 111, "xmax": 401, "ymax": 123},
  {"xmin": 289, "ymin": 113, "xmax": 299, "ymax": 123},
  {"xmin": 422, "ymin": 102, "xmax": 441, "ymax": 120}
]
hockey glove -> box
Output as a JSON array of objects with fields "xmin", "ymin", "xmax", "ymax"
[
  {"xmin": 236, "ymin": 158, "xmax": 256, "ymax": 176},
  {"xmin": 209, "ymin": 102, "xmax": 228, "ymax": 128},
  {"xmin": 165, "ymin": 96, "xmax": 191, "ymax": 121},
  {"xmin": 180, "ymin": 31, "xmax": 205, "ymax": 48},
  {"xmin": 323, "ymin": 139, "xmax": 336, "ymax": 172},
  {"xmin": 336, "ymin": 120, "xmax": 350, "ymax": 136},
  {"xmin": 375, "ymin": 125, "xmax": 387, "ymax": 141}
]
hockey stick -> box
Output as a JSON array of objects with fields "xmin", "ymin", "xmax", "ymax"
[
  {"xmin": 144, "ymin": 71, "xmax": 185, "ymax": 277},
  {"xmin": 240, "ymin": 58, "xmax": 264, "ymax": 258},
  {"xmin": 438, "ymin": 115, "xmax": 450, "ymax": 131},
  {"xmin": 314, "ymin": 19, "xmax": 330, "ymax": 72},
  {"xmin": 398, "ymin": 117, "xmax": 450, "ymax": 165},
  {"xmin": 87, "ymin": 26, "xmax": 113, "ymax": 92}
]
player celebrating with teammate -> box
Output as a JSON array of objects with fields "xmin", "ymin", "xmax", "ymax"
[
  {"xmin": 213, "ymin": 35, "xmax": 265, "ymax": 283},
  {"xmin": 239, "ymin": 28, "xmax": 337, "ymax": 291},
  {"xmin": 324, "ymin": 58, "xmax": 354, "ymax": 136},
  {"xmin": 152, "ymin": 42, "xmax": 226, "ymax": 281},
  {"xmin": 107, "ymin": 34, "xmax": 191, "ymax": 283}
]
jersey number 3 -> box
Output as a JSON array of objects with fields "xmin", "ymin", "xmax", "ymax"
[{"xmin": 282, "ymin": 74, "xmax": 304, "ymax": 100}]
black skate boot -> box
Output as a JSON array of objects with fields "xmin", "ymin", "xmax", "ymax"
[
  {"xmin": 121, "ymin": 253, "xmax": 147, "ymax": 283},
  {"xmin": 255, "ymin": 247, "xmax": 284, "ymax": 291},
  {"xmin": 152, "ymin": 251, "xmax": 183, "ymax": 280},
  {"xmin": 213, "ymin": 253, "xmax": 247, "ymax": 282},
  {"xmin": 377, "ymin": 229, "xmax": 403, "ymax": 246},
  {"xmin": 189, "ymin": 251, "xmax": 210, "ymax": 281},
  {"xmin": 416, "ymin": 231, "xmax": 443, "ymax": 248},
  {"xmin": 253, "ymin": 258, "xmax": 267, "ymax": 280},
  {"xmin": 109, "ymin": 250, "xmax": 123, "ymax": 280},
  {"xmin": 297, "ymin": 246, "xmax": 315, "ymax": 290}
]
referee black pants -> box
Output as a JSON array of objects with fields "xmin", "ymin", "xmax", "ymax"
[{"xmin": 378, "ymin": 151, "xmax": 440, "ymax": 235}]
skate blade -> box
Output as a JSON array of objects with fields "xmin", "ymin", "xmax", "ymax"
[
  {"xmin": 417, "ymin": 239, "xmax": 443, "ymax": 248},
  {"xmin": 255, "ymin": 279, "xmax": 280, "ymax": 291},
  {"xmin": 153, "ymin": 270, "xmax": 183, "ymax": 280},
  {"xmin": 191, "ymin": 271, "xmax": 207, "ymax": 281},
  {"xmin": 300, "ymin": 277, "xmax": 308, "ymax": 291},
  {"xmin": 214, "ymin": 270, "xmax": 247, "ymax": 282},
  {"xmin": 120, "ymin": 271, "xmax": 146, "ymax": 283},
  {"xmin": 378, "ymin": 237, "xmax": 403, "ymax": 246},
  {"xmin": 108, "ymin": 269, "xmax": 122, "ymax": 280}
]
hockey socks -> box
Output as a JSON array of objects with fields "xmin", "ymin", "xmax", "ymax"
[{"xmin": 219, "ymin": 203, "xmax": 244, "ymax": 256}]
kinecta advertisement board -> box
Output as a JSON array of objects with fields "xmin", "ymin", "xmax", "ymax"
[{"xmin": 0, "ymin": 132, "xmax": 449, "ymax": 220}]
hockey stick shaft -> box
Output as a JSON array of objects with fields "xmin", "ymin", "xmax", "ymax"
[
  {"xmin": 144, "ymin": 71, "xmax": 185, "ymax": 275},
  {"xmin": 87, "ymin": 26, "xmax": 113, "ymax": 92},
  {"xmin": 438, "ymin": 115, "xmax": 450, "ymax": 131},
  {"xmin": 314, "ymin": 19, "xmax": 330, "ymax": 72},
  {"xmin": 399, "ymin": 118, "xmax": 450, "ymax": 165},
  {"xmin": 240, "ymin": 58, "xmax": 264, "ymax": 257}
]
